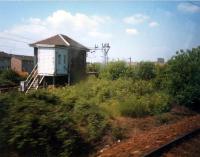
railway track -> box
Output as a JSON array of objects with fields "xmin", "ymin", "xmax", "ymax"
[
  {"xmin": 0, "ymin": 85, "xmax": 19, "ymax": 93},
  {"xmin": 98, "ymin": 115, "xmax": 200, "ymax": 157},
  {"xmin": 143, "ymin": 128, "xmax": 200, "ymax": 157}
]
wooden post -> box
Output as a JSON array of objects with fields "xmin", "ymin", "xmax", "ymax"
[
  {"xmin": 129, "ymin": 57, "xmax": 132, "ymax": 66},
  {"xmin": 53, "ymin": 76, "xmax": 55, "ymax": 88},
  {"xmin": 68, "ymin": 51, "xmax": 71, "ymax": 85}
]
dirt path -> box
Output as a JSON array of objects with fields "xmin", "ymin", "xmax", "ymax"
[{"xmin": 97, "ymin": 115, "xmax": 200, "ymax": 157}]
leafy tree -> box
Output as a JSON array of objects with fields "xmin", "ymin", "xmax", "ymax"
[
  {"xmin": 87, "ymin": 63, "xmax": 102, "ymax": 73},
  {"xmin": 0, "ymin": 90, "xmax": 108, "ymax": 156},
  {"xmin": 0, "ymin": 70, "xmax": 23, "ymax": 86},
  {"xmin": 0, "ymin": 92, "xmax": 85, "ymax": 157},
  {"xmin": 154, "ymin": 64, "xmax": 169, "ymax": 90},
  {"xmin": 100, "ymin": 61, "xmax": 128, "ymax": 80},
  {"xmin": 137, "ymin": 62, "xmax": 156, "ymax": 80},
  {"xmin": 166, "ymin": 47, "xmax": 200, "ymax": 110}
]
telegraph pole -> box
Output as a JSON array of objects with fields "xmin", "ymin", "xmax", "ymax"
[
  {"xmin": 128, "ymin": 57, "xmax": 132, "ymax": 66},
  {"xmin": 102, "ymin": 43, "xmax": 110, "ymax": 65},
  {"xmin": 89, "ymin": 43, "xmax": 110, "ymax": 65}
]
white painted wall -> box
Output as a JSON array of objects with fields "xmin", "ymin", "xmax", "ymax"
[
  {"xmin": 55, "ymin": 48, "xmax": 68, "ymax": 75},
  {"xmin": 38, "ymin": 47, "xmax": 55, "ymax": 75}
]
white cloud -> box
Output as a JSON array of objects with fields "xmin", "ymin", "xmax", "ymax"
[
  {"xmin": 125, "ymin": 28, "xmax": 139, "ymax": 35},
  {"xmin": 177, "ymin": 3, "xmax": 200, "ymax": 13},
  {"xmin": 2, "ymin": 10, "xmax": 112, "ymax": 41},
  {"xmin": 149, "ymin": 21, "xmax": 159, "ymax": 27},
  {"xmin": 123, "ymin": 14, "xmax": 149, "ymax": 25},
  {"xmin": 88, "ymin": 31, "xmax": 112, "ymax": 39},
  {"xmin": 0, "ymin": 10, "xmax": 112, "ymax": 56}
]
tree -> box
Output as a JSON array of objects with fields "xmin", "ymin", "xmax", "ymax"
[
  {"xmin": 166, "ymin": 47, "xmax": 200, "ymax": 110},
  {"xmin": 137, "ymin": 62, "xmax": 156, "ymax": 80},
  {"xmin": 100, "ymin": 61, "xmax": 128, "ymax": 80}
]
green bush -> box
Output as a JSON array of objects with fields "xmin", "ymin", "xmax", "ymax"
[
  {"xmin": 131, "ymin": 80, "xmax": 154, "ymax": 96},
  {"xmin": 154, "ymin": 64, "xmax": 169, "ymax": 90},
  {"xmin": 0, "ymin": 70, "xmax": 23, "ymax": 86},
  {"xmin": 119, "ymin": 92, "xmax": 171, "ymax": 117},
  {"xmin": 166, "ymin": 47, "xmax": 200, "ymax": 110},
  {"xmin": 28, "ymin": 90, "xmax": 60, "ymax": 104},
  {"xmin": 0, "ymin": 92, "xmax": 83, "ymax": 157},
  {"xmin": 52, "ymin": 77, "xmax": 172, "ymax": 119},
  {"xmin": 98, "ymin": 61, "xmax": 157, "ymax": 81},
  {"xmin": 148, "ymin": 92, "xmax": 171, "ymax": 115},
  {"xmin": 137, "ymin": 62, "xmax": 156, "ymax": 80},
  {"xmin": 0, "ymin": 91, "xmax": 108, "ymax": 157},
  {"xmin": 111, "ymin": 126, "xmax": 127, "ymax": 141},
  {"xmin": 119, "ymin": 96, "xmax": 150, "ymax": 117},
  {"xmin": 100, "ymin": 61, "xmax": 128, "ymax": 80},
  {"xmin": 155, "ymin": 114, "xmax": 172, "ymax": 125},
  {"xmin": 73, "ymin": 100, "xmax": 108, "ymax": 142},
  {"xmin": 87, "ymin": 63, "xmax": 102, "ymax": 73}
]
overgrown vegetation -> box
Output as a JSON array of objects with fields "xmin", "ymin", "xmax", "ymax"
[
  {"xmin": 0, "ymin": 69, "xmax": 23, "ymax": 86},
  {"xmin": 167, "ymin": 47, "xmax": 200, "ymax": 110},
  {"xmin": 0, "ymin": 46, "xmax": 199, "ymax": 156},
  {"xmin": 0, "ymin": 91, "xmax": 107, "ymax": 157}
]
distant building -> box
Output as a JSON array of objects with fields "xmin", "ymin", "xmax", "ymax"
[
  {"xmin": 130, "ymin": 61, "xmax": 139, "ymax": 66},
  {"xmin": 11, "ymin": 55, "xmax": 34, "ymax": 73},
  {"xmin": 0, "ymin": 51, "xmax": 11, "ymax": 70},
  {"xmin": 157, "ymin": 58, "xmax": 165, "ymax": 64},
  {"xmin": 0, "ymin": 51, "xmax": 34, "ymax": 73}
]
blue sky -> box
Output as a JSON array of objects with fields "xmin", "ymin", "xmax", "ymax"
[{"xmin": 0, "ymin": 1, "xmax": 200, "ymax": 62}]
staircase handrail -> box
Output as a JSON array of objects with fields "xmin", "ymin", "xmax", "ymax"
[
  {"xmin": 26, "ymin": 69, "xmax": 38, "ymax": 87},
  {"xmin": 25, "ymin": 64, "xmax": 38, "ymax": 82},
  {"xmin": 25, "ymin": 73, "xmax": 39, "ymax": 94},
  {"xmin": 36, "ymin": 75, "xmax": 45, "ymax": 90}
]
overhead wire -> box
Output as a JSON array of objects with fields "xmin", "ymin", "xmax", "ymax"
[
  {"xmin": 0, "ymin": 36, "xmax": 29, "ymax": 44},
  {"xmin": 0, "ymin": 32, "xmax": 34, "ymax": 42}
]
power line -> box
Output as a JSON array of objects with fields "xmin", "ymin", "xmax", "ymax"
[
  {"xmin": 0, "ymin": 36, "xmax": 29, "ymax": 44},
  {"xmin": 0, "ymin": 43, "xmax": 31, "ymax": 54},
  {"xmin": 0, "ymin": 32, "xmax": 34, "ymax": 42},
  {"xmin": 0, "ymin": 45, "xmax": 30, "ymax": 50}
]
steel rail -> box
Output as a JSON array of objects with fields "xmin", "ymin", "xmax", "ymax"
[{"xmin": 143, "ymin": 128, "xmax": 200, "ymax": 157}]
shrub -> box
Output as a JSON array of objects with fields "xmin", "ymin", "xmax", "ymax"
[
  {"xmin": 166, "ymin": 47, "xmax": 200, "ymax": 110},
  {"xmin": 0, "ymin": 82, "xmax": 103, "ymax": 156},
  {"xmin": 119, "ymin": 96, "xmax": 150, "ymax": 117},
  {"xmin": 100, "ymin": 61, "xmax": 128, "ymax": 80},
  {"xmin": 155, "ymin": 113, "xmax": 173, "ymax": 125},
  {"xmin": 154, "ymin": 64, "xmax": 169, "ymax": 90},
  {"xmin": 131, "ymin": 80, "xmax": 154, "ymax": 96},
  {"xmin": 119, "ymin": 92, "xmax": 171, "ymax": 117},
  {"xmin": 111, "ymin": 126, "xmax": 127, "ymax": 141},
  {"xmin": 28, "ymin": 90, "xmax": 60, "ymax": 104},
  {"xmin": 87, "ymin": 63, "xmax": 102, "ymax": 73},
  {"xmin": 0, "ymin": 92, "xmax": 84, "ymax": 157},
  {"xmin": 137, "ymin": 62, "xmax": 156, "ymax": 80},
  {"xmin": 148, "ymin": 92, "xmax": 171, "ymax": 115},
  {"xmin": 0, "ymin": 70, "xmax": 23, "ymax": 86},
  {"xmin": 73, "ymin": 100, "xmax": 108, "ymax": 142}
]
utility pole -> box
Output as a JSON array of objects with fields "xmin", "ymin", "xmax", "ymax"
[
  {"xmin": 128, "ymin": 57, "xmax": 132, "ymax": 66},
  {"xmin": 102, "ymin": 43, "xmax": 110, "ymax": 65},
  {"xmin": 89, "ymin": 43, "xmax": 110, "ymax": 65}
]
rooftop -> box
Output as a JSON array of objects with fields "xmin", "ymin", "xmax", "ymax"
[
  {"xmin": 0, "ymin": 51, "xmax": 11, "ymax": 58},
  {"xmin": 12, "ymin": 54, "xmax": 34, "ymax": 61},
  {"xmin": 30, "ymin": 34, "xmax": 89, "ymax": 51}
]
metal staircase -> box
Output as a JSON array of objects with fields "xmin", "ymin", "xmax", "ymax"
[{"xmin": 20, "ymin": 64, "xmax": 45, "ymax": 94}]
